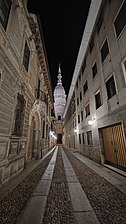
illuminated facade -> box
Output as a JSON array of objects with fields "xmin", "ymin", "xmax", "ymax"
[
  {"xmin": 0, "ymin": 0, "xmax": 54, "ymax": 185},
  {"xmin": 63, "ymin": 0, "xmax": 126, "ymax": 172},
  {"xmin": 54, "ymin": 65, "xmax": 66, "ymax": 143}
]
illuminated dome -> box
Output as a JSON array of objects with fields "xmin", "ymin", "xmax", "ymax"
[{"xmin": 54, "ymin": 65, "xmax": 66, "ymax": 120}]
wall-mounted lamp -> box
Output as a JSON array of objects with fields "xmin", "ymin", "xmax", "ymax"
[
  {"xmin": 74, "ymin": 129, "xmax": 77, "ymax": 133},
  {"xmin": 88, "ymin": 120, "xmax": 93, "ymax": 125},
  {"xmin": 50, "ymin": 131, "xmax": 57, "ymax": 139},
  {"xmin": 88, "ymin": 118, "xmax": 96, "ymax": 126}
]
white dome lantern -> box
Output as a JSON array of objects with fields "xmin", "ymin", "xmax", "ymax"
[{"xmin": 53, "ymin": 64, "xmax": 66, "ymax": 120}]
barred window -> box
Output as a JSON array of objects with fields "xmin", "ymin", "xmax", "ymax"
[
  {"xmin": 23, "ymin": 42, "xmax": 30, "ymax": 72},
  {"xmin": 0, "ymin": 0, "xmax": 11, "ymax": 30},
  {"xmin": 87, "ymin": 131, "xmax": 93, "ymax": 145},
  {"xmin": 13, "ymin": 94, "xmax": 26, "ymax": 136}
]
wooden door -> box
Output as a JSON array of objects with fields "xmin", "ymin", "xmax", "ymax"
[{"xmin": 102, "ymin": 123, "xmax": 126, "ymax": 170}]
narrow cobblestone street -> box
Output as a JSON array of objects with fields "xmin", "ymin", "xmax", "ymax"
[{"xmin": 0, "ymin": 146, "xmax": 126, "ymax": 224}]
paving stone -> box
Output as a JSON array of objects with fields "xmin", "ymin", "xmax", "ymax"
[
  {"xmin": 68, "ymin": 182, "xmax": 92, "ymax": 212},
  {"xmin": 32, "ymin": 179, "xmax": 51, "ymax": 196},
  {"xmin": 67, "ymin": 176, "xmax": 79, "ymax": 183},
  {"xmin": 16, "ymin": 196, "xmax": 47, "ymax": 224},
  {"xmin": 74, "ymin": 211, "xmax": 99, "ymax": 224}
]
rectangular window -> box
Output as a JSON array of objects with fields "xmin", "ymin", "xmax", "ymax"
[
  {"xmin": 121, "ymin": 57, "xmax": 126, "ymax": 83},
  {"xmin": 81, "ymin": 111, "xmax": 83, "ymax": 121},
  {"xmin": 23, "ymin": 42, "xmax": 30, "ymax": 72},
  {"xmin": 0, "ymin": 0, "xmax": 11, "ymax": 29},
  {"xmin": 13, "ymin": 94, "xmax": 26, "ymax": 136},
  {"xmin": 80, "ymin": 91, "xmax": 82, "ymax": 101},
  {"xmin": 82, "ymin": 133, "xmax": 85, "ymax": 144},
  {"xmin": 83, "ymin": 81, "xmax": 88, "ymax": 94},
  {"xmin": 92, "ymin": 62, "xmax": 97, "ymax": 78},
  {"xmin": 114, "ymin": 1, "xmax": 126, "ymax": 38},
  {"xmin": 97, "ymin": 13, "xmax": 103, "ymax": 34},
  {"xmin": 85, "ymin": 103, "xmax": 90, "ymax": 117},
  {"xmin": 101, "ymin": 39, "xmax": 109, "ymax": 63},
  {"xmin": 78, "ymin": 114, "xmax": 80, "ymax": 123},
  {"xmin": 42, "ymin": 120, "xmax": 45, "ymax": 139},
  {"xmin": 106, "ymin": 75, "xmax": 116, "ymax": 99},
  {"xmin": 46, "ymin": 124, "xmax": 48, "ymax": 139},
  {"xmin": 95, "ymin": 91, "xmax": 102, "ymax": 109},
  {"xmin": 87, "ymin": 131, "xmax": 93, "ymax": 145},
  {"xmin": 79, "ymin": 134, "xmax": 81, "ymax": 144}
]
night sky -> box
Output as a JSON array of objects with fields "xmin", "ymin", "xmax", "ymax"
[{"xmin": 27, "ymin": 1, "xmax": 91, "ymax": 96}]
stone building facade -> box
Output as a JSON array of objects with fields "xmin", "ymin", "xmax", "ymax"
[
  {"xmin": 0, "ymin": 0, "xmax": 54, "ymax": 184},
  {"xmin": 63, "ymin": 0, "xmax": 126, "ymax": 172}
]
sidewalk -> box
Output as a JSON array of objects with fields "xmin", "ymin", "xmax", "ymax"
[
  {"xmin": 0, "ymin": 147, "xmax": 56, "ymax": 201},
  {"xmin": 70, "ymin": 150, "xmax": 126, "ymax": 195}
]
